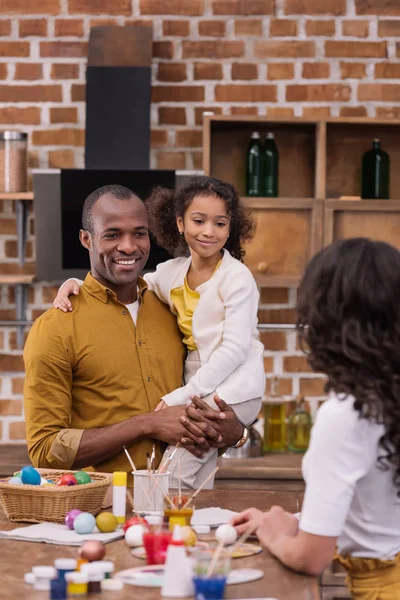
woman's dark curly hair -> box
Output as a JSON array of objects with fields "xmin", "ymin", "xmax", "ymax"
[
  {"xmin": 297, "ymin": 237, "xmax": 400, "ymax": 494},
  {"xmin": 146, "ymin": 176, "xmax": 255, "ymax": 261}
]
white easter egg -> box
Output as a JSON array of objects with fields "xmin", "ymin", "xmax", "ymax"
[
  {"xmin": 215, "ymin": 524, "xmax": 238, "ymax": 546},
  {"xmin": 125, "ymin": 524, "xmax": 145, "ymax": 547}
]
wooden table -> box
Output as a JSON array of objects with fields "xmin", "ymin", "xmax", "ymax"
[
  {"xmin": 0, "ymin": 489, "xmax": 320, "ymax": 600},
  {"xmin": 0, "ymin": 445, "xmax": 305, "ymax": 493}
]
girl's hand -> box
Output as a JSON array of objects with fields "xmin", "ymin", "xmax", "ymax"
[
  {"xmin": 53, "ymin": 280, "xmax": 80, "ymax": 312},
  {"xmin": 230, "ymin": 507, "xmax": 265, "ymax": 535},
  {"xmin": 255, "ymin": 506, "xmax": 299, "ymax": 551},
  {"xmin": 154, "ymin": 400, "xmax": 167, "ymax": 411}
]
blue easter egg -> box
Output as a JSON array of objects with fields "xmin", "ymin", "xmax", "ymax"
[
  {"xmin": 73, "ymin": 512, "xmax": 96, "ymax": 535},
  {"xmin": 21, "ymin": 465, "xmax": 41, "ymax": 486},
  {"xmin": 8, "ymin": 476, "xmax": 23, "ymax": 485}
]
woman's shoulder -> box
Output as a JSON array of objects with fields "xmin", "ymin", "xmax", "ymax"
[{"xmin": 316, "ymin": 391, "xmax": 382, "ymax": 435}]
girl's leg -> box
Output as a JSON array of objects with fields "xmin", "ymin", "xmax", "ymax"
[{"xmin": 168, "ymin": 445, "xmax": 218, "ymax": 490}]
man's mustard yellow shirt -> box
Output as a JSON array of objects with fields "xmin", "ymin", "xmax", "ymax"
[{"xmin": 23, "ymin": 273, "xmax": 185, "ymax": 474}]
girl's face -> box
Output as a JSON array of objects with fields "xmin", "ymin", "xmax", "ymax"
[{"xmin": 177, "ymin": 194, "xmax": 230, "ymax": 260}]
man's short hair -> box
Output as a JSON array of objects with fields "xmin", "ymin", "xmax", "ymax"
[{"xmin": 82, "ymin": 184, "xmax": 140, "ymax": 233}]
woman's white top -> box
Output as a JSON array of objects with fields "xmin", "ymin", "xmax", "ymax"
[
  {"xmin": 144, "ymin": 249, "xmax": 265, "ymax": 407},
  {"xmin": 300, "ymin": 391, "xmax": 400, "ymax": 558}
]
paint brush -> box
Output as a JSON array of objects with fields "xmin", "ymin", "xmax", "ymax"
[
  {"xmin": 158, "ymin": 444, "xmax": 179, "ymax": 474},
  {"xmin": 123, "ymin": 445, "xmax": 137, "ymax": 472},
  {"xmin": 148, "ymin": 471, "xmax": 177, "ymax": 510},
  {"xmin": 230, "ymin": 523, "xmax": 258, "ymax": 555},
  {"xmin": 206, "ymin": 539, "xmax": 225, "ymax": 578},
  {"xmin": 150, "ymin": 444, "xmax": 156, "ymax": 473},
  {"xmin": 182, "ymin": 466, "xmax": 219, "ymax": 509}
]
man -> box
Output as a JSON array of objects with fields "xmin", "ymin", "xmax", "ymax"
[{"xmin": 24, "ymin": 184, "xmax": 245, "ymax": 474}]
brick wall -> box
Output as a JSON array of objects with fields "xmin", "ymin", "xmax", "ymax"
[{"xmin": 0, "ymin": 0, "xmax": 398, "ymax": 443}]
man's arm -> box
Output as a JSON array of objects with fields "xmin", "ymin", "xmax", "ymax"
[
  {"xmin": 73, "ymin": 406, "xmax": 211, "ymax": 468},
  {"xmin": 24, "ymin": 315, "xmax": 213, "ymax": 470}
]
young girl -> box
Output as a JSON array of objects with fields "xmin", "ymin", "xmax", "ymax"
[
  {"xmin": 231, "ymin": 238, "xmax": 400, "ymax": 598},
  {"xmin": 54, "ymin": 176, "xmax": 265, "ymax": 489}
]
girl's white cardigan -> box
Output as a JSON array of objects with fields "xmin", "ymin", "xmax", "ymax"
[{"xmin": 144, "ymin": 249, "xmax": 265, "ymax": 407}]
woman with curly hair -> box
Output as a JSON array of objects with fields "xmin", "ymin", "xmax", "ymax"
[
  {"xmin": 53, "ymin": 176, "xmax": 265, "ymax": 489},
  {"xmin": 231, "ymin": 237, "xmax": 400, "ymax": 598}
]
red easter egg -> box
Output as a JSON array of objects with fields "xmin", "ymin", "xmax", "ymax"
[
  {"xmin": 123, "ymin": 516, "xmax": 148, "ymax": 533},
  {"xmin": 57, "ymin": 474, "xmax": 78, "ymax": 486}
]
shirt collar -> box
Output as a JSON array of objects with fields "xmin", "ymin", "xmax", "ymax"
[{"xmin": 82, "ymin": 272, "xmax": 148, "ymax": 305}]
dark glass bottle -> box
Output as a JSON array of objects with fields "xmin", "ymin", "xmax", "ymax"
[
  {"xmin": 246, "ymin": 131, "xmax": 262, "ymax": 196},
  {"xmin": 361, "ymin": 139, "xmax": 390, "ymax": 200},
  {"xmin": 262, "ymin": 132, "xmax": 279, "ymax": 197}
]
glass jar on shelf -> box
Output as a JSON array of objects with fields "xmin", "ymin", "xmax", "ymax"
[
  {"xmin": 287, "ymin": 395, "xmax": 312, "ymax": 453},
  {"xmin": 0, "ymin": 131, "xmax": 28, "ymax": 193},
  {"xmin": 263, "ymin": 376, "xmax": 287, "ymax": 452}
]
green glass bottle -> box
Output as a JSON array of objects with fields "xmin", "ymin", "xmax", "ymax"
[
  {"xmin": 262, "ymin": 132, "xmax": 279, "ymax": 197},
  {"xmin": 287, "ymin": 396, "xmax": 312, "ymax": 453},
  {"xmin": 361, "ymin": 139, "xmax": 390, "ymax": 200},
  {"xmin": 246, "ymin": 131, "xmax": 262, "ymax": 196}
]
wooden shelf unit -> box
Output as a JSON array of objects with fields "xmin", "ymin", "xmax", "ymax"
[
  {"xmin": 0, "ymin": 192, "xmax": 33, "ymax": 201},
  {"xmin": 203, "ymin": 115, "xmax": 400, "ymax": 286},
  {"xmin": 0, "ymin": 191, "xmax": 34, "ymax": 347},
  {"xmin": 0, "ymin": 274, "xmax": 34, "ymax": 285}
]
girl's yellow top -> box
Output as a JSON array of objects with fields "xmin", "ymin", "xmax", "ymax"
[{"xmin": 170, "ymin": 259, "xmax": 222, "ymax": 351}]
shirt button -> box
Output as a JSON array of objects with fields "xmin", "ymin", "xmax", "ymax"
[
  {"xmin": 122, "ymin": 310, "xmax": 127, "ymax": 315},
  {"xmin": 138, "ymin": 340, "xmax": 142, "ymax": 346},
  {"xmin": 147, "ymin": 376, "xmax": 151, "ymax": 382}
]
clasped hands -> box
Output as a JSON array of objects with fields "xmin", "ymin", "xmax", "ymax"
[{"xmin": 157, "ymin": 395, "xmax": 244, "ymax": 459}]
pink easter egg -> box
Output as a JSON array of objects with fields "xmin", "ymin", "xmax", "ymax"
[{"xmin": 65, "ymin": 509, "xmax": 82, "ymax": 530}]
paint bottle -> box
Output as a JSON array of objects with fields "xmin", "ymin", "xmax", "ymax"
[
  {"xmin": 54, "ymin": 558, "xmax": 77, "ymax": 580},
  {"xmin": 50, "ymin": 578, "xmax": 67, "ymax": 600},
  {"xmin": 65, "ymin": 572, "xmax": 88, "ymax": 597},
  {"xmin": 161, "ymin": 525, "xmax": 194, "ymax": 598},
  {"xmin": 112, "ymin": 471, "xmax": 127, "ymax": 525},
  {"xmin": 32, "ymin": 566, "xmax": 57, "ymax": 591}
]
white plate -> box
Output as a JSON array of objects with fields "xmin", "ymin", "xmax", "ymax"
[
  {"xmin": 115, "ymin": 566, "xmax": 263, "ymax": 588},
  {"xmin": 115, "ymin": 565, "xmax": 165, "ymax": 587},
  {"xmin": 227, "ymin": 569, "xmax": 264, "ymax": 585}
]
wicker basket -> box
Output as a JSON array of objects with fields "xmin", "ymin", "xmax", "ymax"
[{"xmin": 0, "ymin": 469, "xmax": 112, "ymax": 524}]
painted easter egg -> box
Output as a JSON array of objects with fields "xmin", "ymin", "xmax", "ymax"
[
  {"xmin": 125, "ymin": 524, "xmax": 145, "ymax": 547},
  {"xmin": 74, "ymin": 471, "xmax": 92, "ymax": 485},
  {"xmin": 215, "ymin": 524, "xmax": 238, "ymax": 546},
  {"xmin": 78, "ymin": 540, "xmax": 106, "ymax": 562},
  {"xmin": 8, "ymin": 476, "xmax": 23, "ymax": 485},
  {"xmin": 65, "ymin": 509, "xmax": 82, "ymax": 530},
  {"xmin": 181, "ymin": 526, "xmax": 197, "ymax": 547},
  {"xmin": 95, "ymin": 512, "xmax": 118, "ymax": 533},
  {"xmin": 73, "ymin": 512, "xmax": 96, "ymax": 534},
  {"xmin": 122, "ymin": 516, "xmax": 148, "ymax": 533},
  {"xmin": 57, "ymin": 474, "xmax": 78, "ymax": 486},
  {"xmin": 21, "ymin": 466, "xmax": 41, "ymax": 486}
]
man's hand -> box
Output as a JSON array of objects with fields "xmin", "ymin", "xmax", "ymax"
[
  {"xmin": 179, "ymin": 395, "xmax": 244, "ymax": 449},
  {"xmin": 151, "ymin": 405, "xmax": 211, "ymax": 458}
]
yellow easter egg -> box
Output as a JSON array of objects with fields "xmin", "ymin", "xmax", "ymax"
[
  {"xmin": 181, "ymin": 526, "xmax": 197, "ymax": 547},
  {"xmin": 95, "ymin": 512, "xmax": 118, "ymax": 533}
]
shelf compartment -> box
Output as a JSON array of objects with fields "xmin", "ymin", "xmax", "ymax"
[
  {"xmin": 242, "ymin": 197, "xmax": 323, "ymax": 287},
  {"xmin": 203, "ymin": 116, "xmax": 321, "ymax": 199},
  {"xmin": 324, "ymin": 199, "xmax": 400, "ymax": 247},
  {"xmin": 325, "ymin": 120, "xmax": 400, "ymax": 199}
]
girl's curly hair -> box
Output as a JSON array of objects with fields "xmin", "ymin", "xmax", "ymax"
[
  {"xmin": 146, "ymin": 176, "xmax": 255, "ymax": 262},
  {"xmin": 297, "ymin": 237, "xmax": 400, "ymax": 495}
]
